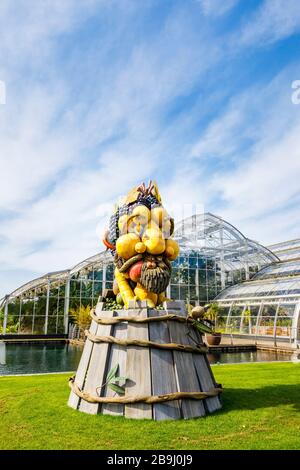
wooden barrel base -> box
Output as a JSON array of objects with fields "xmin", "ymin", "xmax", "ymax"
[{"xmin": 68, "ymin": 300, "xmax": 222, "ymax": 420}]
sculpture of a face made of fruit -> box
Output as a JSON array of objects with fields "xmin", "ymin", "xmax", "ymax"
[{"xmin": 102, "ymin": 181, "xmax": 180, "ymax": 308}]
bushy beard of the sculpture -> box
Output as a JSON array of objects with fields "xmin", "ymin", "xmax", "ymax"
[{"xmin": 140, "ymin": 260, "xmax": 171, "ymax": 294}]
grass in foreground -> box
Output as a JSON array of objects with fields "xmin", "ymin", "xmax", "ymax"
[{"xmin": 0, "ymin": 362, "xmax": 299, "ymax": 450}]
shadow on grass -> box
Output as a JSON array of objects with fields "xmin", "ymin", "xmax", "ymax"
[{"xmin": 219, "ymin": 384, "xmax": 300, "ymax": 413}]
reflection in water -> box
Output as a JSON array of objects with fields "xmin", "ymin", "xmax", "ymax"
[
  {"xmin": 0, "ymin": 342, "xmax": 6, "ymax": 365},
  {"xmin": 0, "ymin": 343, "xmax": 296, "ymax": 376},
  {"xmin": 207, "ymin": 350, "xmax": 295, "ymax": 365},
  {"xmin": 0, "ymin": 343, "xmax": 83, "ymax": 376}
]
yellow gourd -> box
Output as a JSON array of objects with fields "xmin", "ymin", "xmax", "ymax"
[
  {"xmin": 114, "ymin": 268, "xmax": 135, "ymax": 308},
  {"xmin": 162, "ymin": 219, "xmax": 172, "ymax": 238},
  {"xmin": 132, "ymin": 205, "xmax": 151, "ymax": 222},
  {"xmin": 151, "ymin": 207, "xmax": 168, "ymax": 227},
  {"xmin": 118, "ymin": 215, "xmax": 129, "ymax": 234},
  {"xmin": 165, "ymin": 238, "xmax": 180, "ymax": 261},
  {"xmin": 142, "ymin": 228, "xmax": 166, "ymax": 255},
  {"xmin": 134, "ymin": 283, "xmax": 158, "ymax": 308},
  {"xmin": 116, "ymin": 233, "xmax": 140, "ymax": 259},
  {"xmin": 135, "ymin": 242, "xmax": 147, "ymax": 253}
]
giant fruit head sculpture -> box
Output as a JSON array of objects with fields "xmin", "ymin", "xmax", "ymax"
[{"xmin": 103, "ymin": 181, "xmax": 180, "ymax": 308}]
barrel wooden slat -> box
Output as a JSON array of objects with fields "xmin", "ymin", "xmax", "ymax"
[
  {"xmin": 149, "ymin": 310, "xmax": 181, "ymax": 421},
  {"xmin": 187, "ymin": 327, "xmax": 222, "ymax": 413},
  {"xmin": 102, "ymin": 310, "xmax": 128, "ymax": 417},
  {"xmin": 79, "ymin": 308, "xmax": 114, "ymax": 414},
  {"xmin": 68, "ymin": 302, "xmax": 103, "ymax": 410},
  {"xmin": 125, "ymin": 307, "xmax": 152, "ymax": 420},
  {"xmin": 167, "ymin": 305, "xmax": 206, "ymax": 419}
]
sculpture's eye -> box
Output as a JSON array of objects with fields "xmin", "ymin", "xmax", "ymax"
[{"xmin": 126, "ymin": 215, "xmax": 147, "ymax": 237}]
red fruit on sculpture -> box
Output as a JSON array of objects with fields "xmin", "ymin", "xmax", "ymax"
[{"xmin": 129, "ymin": 261, "xmax": 143, "ymax": 282}]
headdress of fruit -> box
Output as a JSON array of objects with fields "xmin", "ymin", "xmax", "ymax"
[{"xmin": 102, "ymin": 181, "xmax": 180, "ymax": 308}]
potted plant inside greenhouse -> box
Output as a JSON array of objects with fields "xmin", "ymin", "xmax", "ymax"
[{"xmin": 202, "ymin": 303, "xmax": 222, "ymax": 346}]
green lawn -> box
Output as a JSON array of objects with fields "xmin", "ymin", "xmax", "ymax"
[{"xmin": 0, "ymin": 362, "xmax": 299, "ymax": 450}]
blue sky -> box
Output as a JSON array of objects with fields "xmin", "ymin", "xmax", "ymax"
[{"xmin": 1, "ymin": 0, "xmax": 300, "ymax": 297}]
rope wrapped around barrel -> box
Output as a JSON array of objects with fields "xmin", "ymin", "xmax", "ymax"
[
  {"xmin": 85, "ymin": 330, "xmax": 208, "ymax": 354},
  {"xmin": 90, "ymin": 309, "xmax": 193, "ymax": 325},
  {"xmin": 69, "ymin": 376, "xmax": 222, "ymax": 404}
]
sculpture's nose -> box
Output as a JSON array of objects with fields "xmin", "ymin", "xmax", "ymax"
[
  {"xmin": 147, "ymin": 261, "xmax": 157, "ymax": 269},
  {"xmin": 142, "ymin": 228, "xmax": 166, "ymax": 255}
]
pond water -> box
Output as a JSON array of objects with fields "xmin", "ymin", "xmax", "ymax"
[
  {"xmin": 0, "ymin": 342, "xmax": 298, "ymax": 376},
  {"xmin": 0, "ymin": 342, "xmax": 83, "ymax": 376},
  {"xmin": 207, "ymin": 350, "xmax": 298, "ymax": 365}
]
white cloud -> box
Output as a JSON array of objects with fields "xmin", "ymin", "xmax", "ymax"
[
  {"xmin": 197, "ymin": 0, "xmax": 239, "ymax": 17},
  {"xmin": 205, "ymin": 72, "xmax": 300, "ymax": 244},
  {"xmin": 0, "ymin": 0, "xmax": 99, "ymax": 62},
  {"xmin": 239, "ymin": 0, "xmax": 300, "ymax": 45},
  {"xmin": 190, "ymin": 107, "xmax": 244, "ymax": 159},
  {"xmin": 0, "ymin": 85, "xmax": 77, "ymax": 210},
  {"xmin": 216, "ymin": 122, "xmax": 300, "ymax": 219}
]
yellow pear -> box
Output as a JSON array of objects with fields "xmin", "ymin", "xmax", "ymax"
[{"xmin": 132, "ymin": 205, "xmax": 151, "ymax": 222}]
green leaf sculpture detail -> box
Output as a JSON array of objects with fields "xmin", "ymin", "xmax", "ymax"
[{"xmin": 106, "ymin": 364, "xmax": 128, "ymax": 396}]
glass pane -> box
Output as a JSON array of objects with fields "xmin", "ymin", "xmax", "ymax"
[
  {"xmin": 93, "ymin": 270, "xmax": 103, "ymax": 281},
  {"xmin": 70, "ymin": 280, "xmax": 81, "ymax": 298},
  {"xmin": 227, "ymin": 316, "xmax": 242, "ymax": 334},
  {"xmin": 48, "ymin": 298, "xmax": 59, "ymax": 317},
  {"xmin": 275, "ymin": 304, "xmax": 295, "ymax": 337},
  {"xmin": 81, "ymin": 280, "xmax": 93, "ymax": 298},
  {"xmin": 218, "ymin": 306, "xmax": 230, "ymax": 317},
  {"xmin": 215, "ymin": 316, "xmax": 227, "ymax": 333},
  {"xmin": 178, "ymin": 268, "xmax": 189, "ymax": 284},
  {"xmin": 47, "ymin": 316, "xmax": 58, "ymax": 334},
  {"xmin": 34, "ymin": 297, "xmax": 47, "ymax": 317},
  {"xmin": 231, "ymin": 305, "xmax": 244, "ymax": 316},
  {"xmin": 19, "ymin": 316, "xmax": 34, "ymax": 334},
  {"xmin": 69, "ymin": 298, "xmax": 81, "ymax": 310},
  {"xmin": 93, "ymin": 282, "xmax": 102, "ymax": 297},
  {"xmin": 189, "ymin": 286, "xmax": 198, "ymax": 301},
  {"xmin": 8, "ymin": 302, "xmax": 21, "ymax": 316},
  {"xmin": 56, "ymin": 316, "xmax": 65, "ymax": 334},
  {"xmin": 261, "ymin": 305, "xmax": 277, "ymax": 317},
  {"xmin": 277, "ymin": 304, "xmax": 296, "ymax": 317},
  {"xmin": 198, "ymin": 270, "xmax": 206, "ymax": 285},
  {"xmin": 257, "ymin": 318, "xmax": 275, "ymax": 336},
  {"xmin": 32, "ymin": 316, "xmax": 46, "ymax": 334},
  {"xmin": 4, "ymin": 315, "xmax": 20, "ymax": 334},
  {"xmin": 171, "ymin": 268, "xmax": 179, "ymax": 284},
  {"xmin": 188, "ymin": 269, "xmax": 196, "ymax": 285},
  {"xmin": 21, "ymin": 300, "xmax": 35, "ymax": 316},
  {"xmin": 240, "ymin": 305, "xmax": 260, "ymax": 335},
  {"xmin": 171, "ymin": 285, "xmax": 179, "ymax": 299},
  {"xmin": 275, "ymin": 317, "xmax": 293, "ymax": 337},
  {"xmin": 106, "ymin": 265, "xmax": 114, "ymax": 281},
  {"xmin": 180, "ymin": 286, "xmax": 188, "ymax": 301},
  {"xmin": 199, "ymin": 286, "xmax": 208, "ymax": 302}
]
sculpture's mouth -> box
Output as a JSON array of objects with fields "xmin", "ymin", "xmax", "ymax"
[{"xmin": 140, "ymin": 255, "xmax": 171, "ymax": 294}]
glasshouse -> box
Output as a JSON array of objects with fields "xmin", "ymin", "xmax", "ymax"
[
  {"xmin": 1, "ymin": 212, "xmax": 299, "ymax": 344},
  {"xmin": 215, "ymin": 249, "xmax": 300, "ymax": 344}
]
